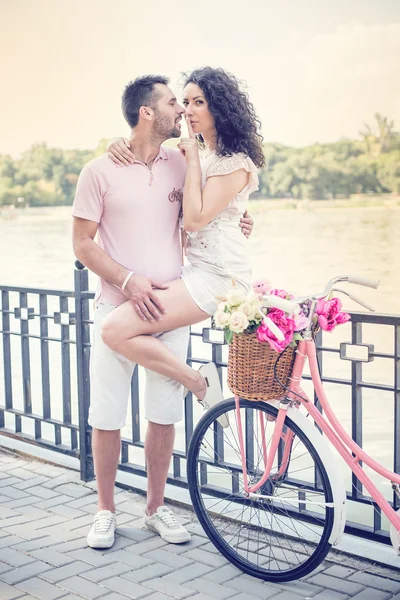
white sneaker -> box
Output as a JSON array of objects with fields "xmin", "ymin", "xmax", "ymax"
[
  {"xmin": 198, "ymin": 363, "xmax": 229, "ymax": 428},
  {"xmin": 87, "ymin": 510, "xmax": 117, "ymax": 549},
  {"xmin": 143, "ymin": 506, "xmax": 191, "ymax": 544}
]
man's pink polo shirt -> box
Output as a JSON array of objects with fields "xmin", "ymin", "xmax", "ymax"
[{"xmin": 72, "ymin": 147, "xmax": 186, "ymax": 306}]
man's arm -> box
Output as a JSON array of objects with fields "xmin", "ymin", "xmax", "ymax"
[
  {"xmin": 72, "ymin": 217, "xmax": 167, "ymax": 321},
  {"xmin": 72, "ymin": 217, "xmax": 128, "ymax": 287}
]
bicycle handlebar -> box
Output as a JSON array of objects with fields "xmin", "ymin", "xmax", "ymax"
[
  {"xmin": 262, "ymin": 295, "xmax": 301, "ymax": 315},
  {"xmin": 347, "ymin": 275, "xmax": 380, "ymax": 289},
  {"xmin": 261, "ymin": 274, "xmax": 380, "ymax": 317}
]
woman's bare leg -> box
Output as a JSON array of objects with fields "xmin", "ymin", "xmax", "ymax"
[{"xmin": 101, "ymin": 279, "xmax": 210, "ymax": 398}]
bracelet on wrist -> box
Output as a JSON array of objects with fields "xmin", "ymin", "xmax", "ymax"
[{"xmin": 121, "ymin": 271, "xmax": 134, "ymax": 291}]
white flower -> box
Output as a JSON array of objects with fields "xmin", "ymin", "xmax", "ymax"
[
  {"xmin": 217, "ymin": 301, "xmax": 228, "ymax": 312},
  {"xmin": 227, "ymin": 288, "xmax": 246, "ymax": 307},
  {"xmin": 237, "ymin": 301, "xmax": 257, "ymax": 321},
  {"xmin": 214, "ymin": 310, "xmax": 230, "ymax": 328},
  {"xmin": 229, "ymin": 311, "xmax": 249, "ymax": 334}
]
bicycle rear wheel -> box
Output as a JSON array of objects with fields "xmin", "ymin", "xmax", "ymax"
[{"xmin": 187, "ymin": 398, "xmax": 334, "ymax": 582}]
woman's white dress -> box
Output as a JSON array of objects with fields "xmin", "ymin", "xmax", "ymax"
[{"xmin": 181, "ymin": 151, "xmax": 259, "ymax": 315}]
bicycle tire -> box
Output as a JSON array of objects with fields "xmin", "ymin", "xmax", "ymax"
[{"xmin": 187, "ymin": 398, "xmax": 334, "ymax": 582}]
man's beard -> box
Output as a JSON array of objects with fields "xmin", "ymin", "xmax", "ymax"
[{"xmin": 153, "ymin": 110, "xmax": 180, "ymax": 140}]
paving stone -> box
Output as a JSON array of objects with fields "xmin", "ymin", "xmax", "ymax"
[
  {"xmin": 0, "ymin": 477, "xmax": 23, "ymax": 488},
  {"xmin": 99, "ymin": 549, "xmax": 153, "ymax": 569},
  {"xmin": 1, "ymin": 468, "xmax": 34, "ymax": 480},
  {"xmin": 80, "ymin": 562, "xmax": 131, "ymax": 583},
  {"xmin": 59, "ymin": 515, "xmax": 94, "ymax": 531},
  {"xmin": 184, "ymin": 524, "xmax": 209, "ymax": 538},
  {"xmin": 35, "ymin": 496, "xmax": 74, "ymax": 510},
  {"xmin": 165, "ymin": 537, "xmax": 207, "ymax": 555},
  {"xmin": 270, "ymin": 592, "xmax": 310, "ymax": 600},
  {"xmin": 13, "ymin": 477, "xmax": 50, "ymax": 490},
  {"xmin": 40, "ymin": 561, "xmax": 93, "ymax": 583},
  {"xmin": 348, "ymin": 572, "xmax": 400, "ymax": 593},
  {"xmin": 306, "ymin": 574, "xmax": 363, "ymax": 595},
  {"xmin": 25, "ymin": 487, "xmax": 59, "ymax": 500},
  {"xmin": 122, "ymin": 535, "xmax": 166, "ymax": 555},
  {"xmin": 14, "ymin": 506, "xmax": 52, "ymax": 520},
  {"xmin": 143, "ymin": 577, "xmax": 195, "ymax": 599},
  {"xmin": 162, "ymin": 563, "xmax": 213, "ymax": 585},
  {"xmin": 28, "ymin": 549, "xmax": 74, "ymax": 567},
  {"xmin": 322, "ymin": 565, "xmax": 357, "ymax": 579},
  {"xmin": 57, "ymin": 575, "xmax": 108, "ymax": 600},
  {"xmin": 115, "ymin": 526, "xmax": 154, "ymax": 543},
  {"xmin": 0, "ymin": 506, "xmax": 21, "ymax": 519},
  {"xmin": 42, "ymin": 473, "xmax": 81, "ymax": 490},
  {"xmin": 1, "ymin": 515, "xmax": 32, "ymax": 528},
  {"xmin": 225, "ymin": 577, "xmax": 279, "ymax": 598},
  {"xmin": 312, "ymin": 591, "xmax": 350, "ymax": 600},
  {"xmin": 183, "ymin": 549, "xmax": 227, "ymax": 568},
  {"xmin": 114, "ymin": 501, "xmax": 144, "ymax": 517},
  {"xmin": 65, "ymin": 549, "xmax": 116, "ymax": 567},
  {"xmin": 0, "ymin": 561, "xmax": 13, "ymax": 575},
  {"xmin": 101, "ymin": 576, "xmax": 151, "ymax": 599},
  {"xmin": 1, "ymin": 561, "xmax": 53, "ymax": 585},
  {"xmin": 16, "ymin": 577, "xmax": 66, "ymax": 600},
  {"xmin": 141, "ymin": 594, "xmax": 193, "ymax": 600},
  {"xmin": 100, "ymin": 536, "xmax": 135, "ymax": 553},
  {"xmin": 0, "ymin": 580, "xmax": 26, "ymax": 600},
  {"xmin": 53, "ymin": 484, "xmax": 92, "ymax": 499},
  {"xmin": 0, "ymin": 488, "xmax": 30, "ymax": 500},
  {"xmin": 2, "ymin": 498, "xmax": 38, "ymax": 509},
  {"xmin": 142, "ymin": 548, "xmax": 192, "ymax": 569},
  {"xmin": 0, "ymin": 536, "xmax": 25, "ymax": 549},
  {"xmin": 0, "ymin": 548, "xmax": 36, "ymax": 567},
  {"xmin": 351, "ymin": 589, "xmax": 392, "ymax": 600},
  {"xmin": 228, "ymin": 595, "xmax": 274, "ymax": 600},
  {"xmin": 46, "ymin": 538, "xmax": 88, "ymax": 554},
  {"xmin": 99, "ymin": 594, "xmax": 137, "ymax": 600},
  {"xmin": 30, "ymin": 516, "xmax": 68, "ymax": 531},
  {"xmin": 276, "ymin": 579, "xmax": 324, "ymax": 597},
  {"xmin": 34, "ymin": 526, "xmax": 81, "ymax": 543},
  {"xmin": 202, "ymin": 564, "xmax": 242, "ymax": 584},
  {"xmin": 121, "ymin": 562, "xmax": 173, "ymax": 583},
  {"xmin": 186, "ymin": 577, "xmax": 245, "ymax": 599},
  {"xmin": 1, "ymin": 525, "xmax": 48, "ymax": 542},
  {"xmin": 48, "ymin": 505, "xmax": 87, "ymax": 519},
  {"xmin": 47, "ymin": 596, "xmax": 84, "ymax": 600}
]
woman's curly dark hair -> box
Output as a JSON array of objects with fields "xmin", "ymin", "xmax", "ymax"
[{"xmin": 182, "ymin": 67, "xmax": 265, "ymax": 168}]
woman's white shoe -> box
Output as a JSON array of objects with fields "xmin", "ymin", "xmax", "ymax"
[{"xmin": 197, "ymin": 363, "xmax": 229, "ymax": 428}]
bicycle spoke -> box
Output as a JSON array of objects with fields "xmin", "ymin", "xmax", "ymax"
[{"xmin": 188, "ymin": 400, "xmax": 334, "ymax": 581}]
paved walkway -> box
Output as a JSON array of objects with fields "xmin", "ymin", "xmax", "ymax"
[{"xmin": 1, "ymin": 447, "xmax": 400, "ymax": 600}]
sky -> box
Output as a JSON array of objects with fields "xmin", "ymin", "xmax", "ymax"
[{"xmin": 1, "ymin": 0, "xmax": 399, "ymax": 156}]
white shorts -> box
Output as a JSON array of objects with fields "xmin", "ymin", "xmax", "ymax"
[{"xmin": 88, "ymin": 303, "xmax": 190, "ymax": 429}]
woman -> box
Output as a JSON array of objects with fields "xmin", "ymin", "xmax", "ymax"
[{"xmin": 102, "ymin": 67, "xmax": 265, "ymax": 415}]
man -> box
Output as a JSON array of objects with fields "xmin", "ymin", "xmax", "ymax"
[{"xmin": 72, "ymin": 75, "xmax": 253, "ymax": 549}]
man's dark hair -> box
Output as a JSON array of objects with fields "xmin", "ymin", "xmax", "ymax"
[{"xmin": 122, "ymin": 75, "xmax": 169, "ymax": 128}]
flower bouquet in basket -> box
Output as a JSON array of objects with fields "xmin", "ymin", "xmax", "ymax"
[{"xmin": 214, "ymin": 280, "xmax": 350, "ymax": 401}]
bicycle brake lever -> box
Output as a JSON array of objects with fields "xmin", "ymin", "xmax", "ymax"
[{"xmin": 331, "ymin": 287, "xmax": 375, "ymax": 312}]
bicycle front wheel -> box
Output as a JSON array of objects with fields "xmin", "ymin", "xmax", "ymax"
[{"xmin": 187, "ymin": 398, "xmax": 334, "ymax": 582}]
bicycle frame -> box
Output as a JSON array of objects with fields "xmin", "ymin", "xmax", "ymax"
[{"xmin": 235, "ymin": 338, "xmax": 400, "ymax": 533}]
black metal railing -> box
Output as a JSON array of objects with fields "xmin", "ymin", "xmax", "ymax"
[{"xmin": 1, "ymin": 263, "xmax": 399, "ymax": 544}]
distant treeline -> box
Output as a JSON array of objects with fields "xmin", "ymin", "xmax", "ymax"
[{"xmin": 1, "ymin": 114, "xmax": 399, "ymax": 207}]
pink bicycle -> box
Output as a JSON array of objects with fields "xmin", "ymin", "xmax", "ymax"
[{"xmin": 187, "ymin": 275, "xmax": 400, "ymax": 582}]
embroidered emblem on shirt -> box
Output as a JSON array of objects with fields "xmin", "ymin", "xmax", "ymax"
[{"xmin": 168, "ymin": 188, "xmax": 183, "ymax": 203}]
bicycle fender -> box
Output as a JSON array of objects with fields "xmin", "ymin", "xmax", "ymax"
[{"xmin": 286, "ymin": 406, "xmax": 347, "ymax": 546}]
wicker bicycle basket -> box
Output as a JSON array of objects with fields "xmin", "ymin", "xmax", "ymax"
[{"xmin": 227, "ymin": 331, "xmax": 297, "ymax": 401}]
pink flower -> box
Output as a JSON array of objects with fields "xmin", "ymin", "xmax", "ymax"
[
  {"xmin": 257, "ymin": 308, "xmax": 295, "ymax": 352},
  {"xmin": 315, "ymin": 298, "xmax": 351, "ymax": 332},
  {"xmin": 270, "ymin": 288, "xmax": 295, "ymax": 300},
  {"xmin": 252, "ymin": 279, "xmax": 273, "ymax": 295},
  {"xmin": 294, "ymin": 311, "xmax": 310, "ymax": 331}
]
